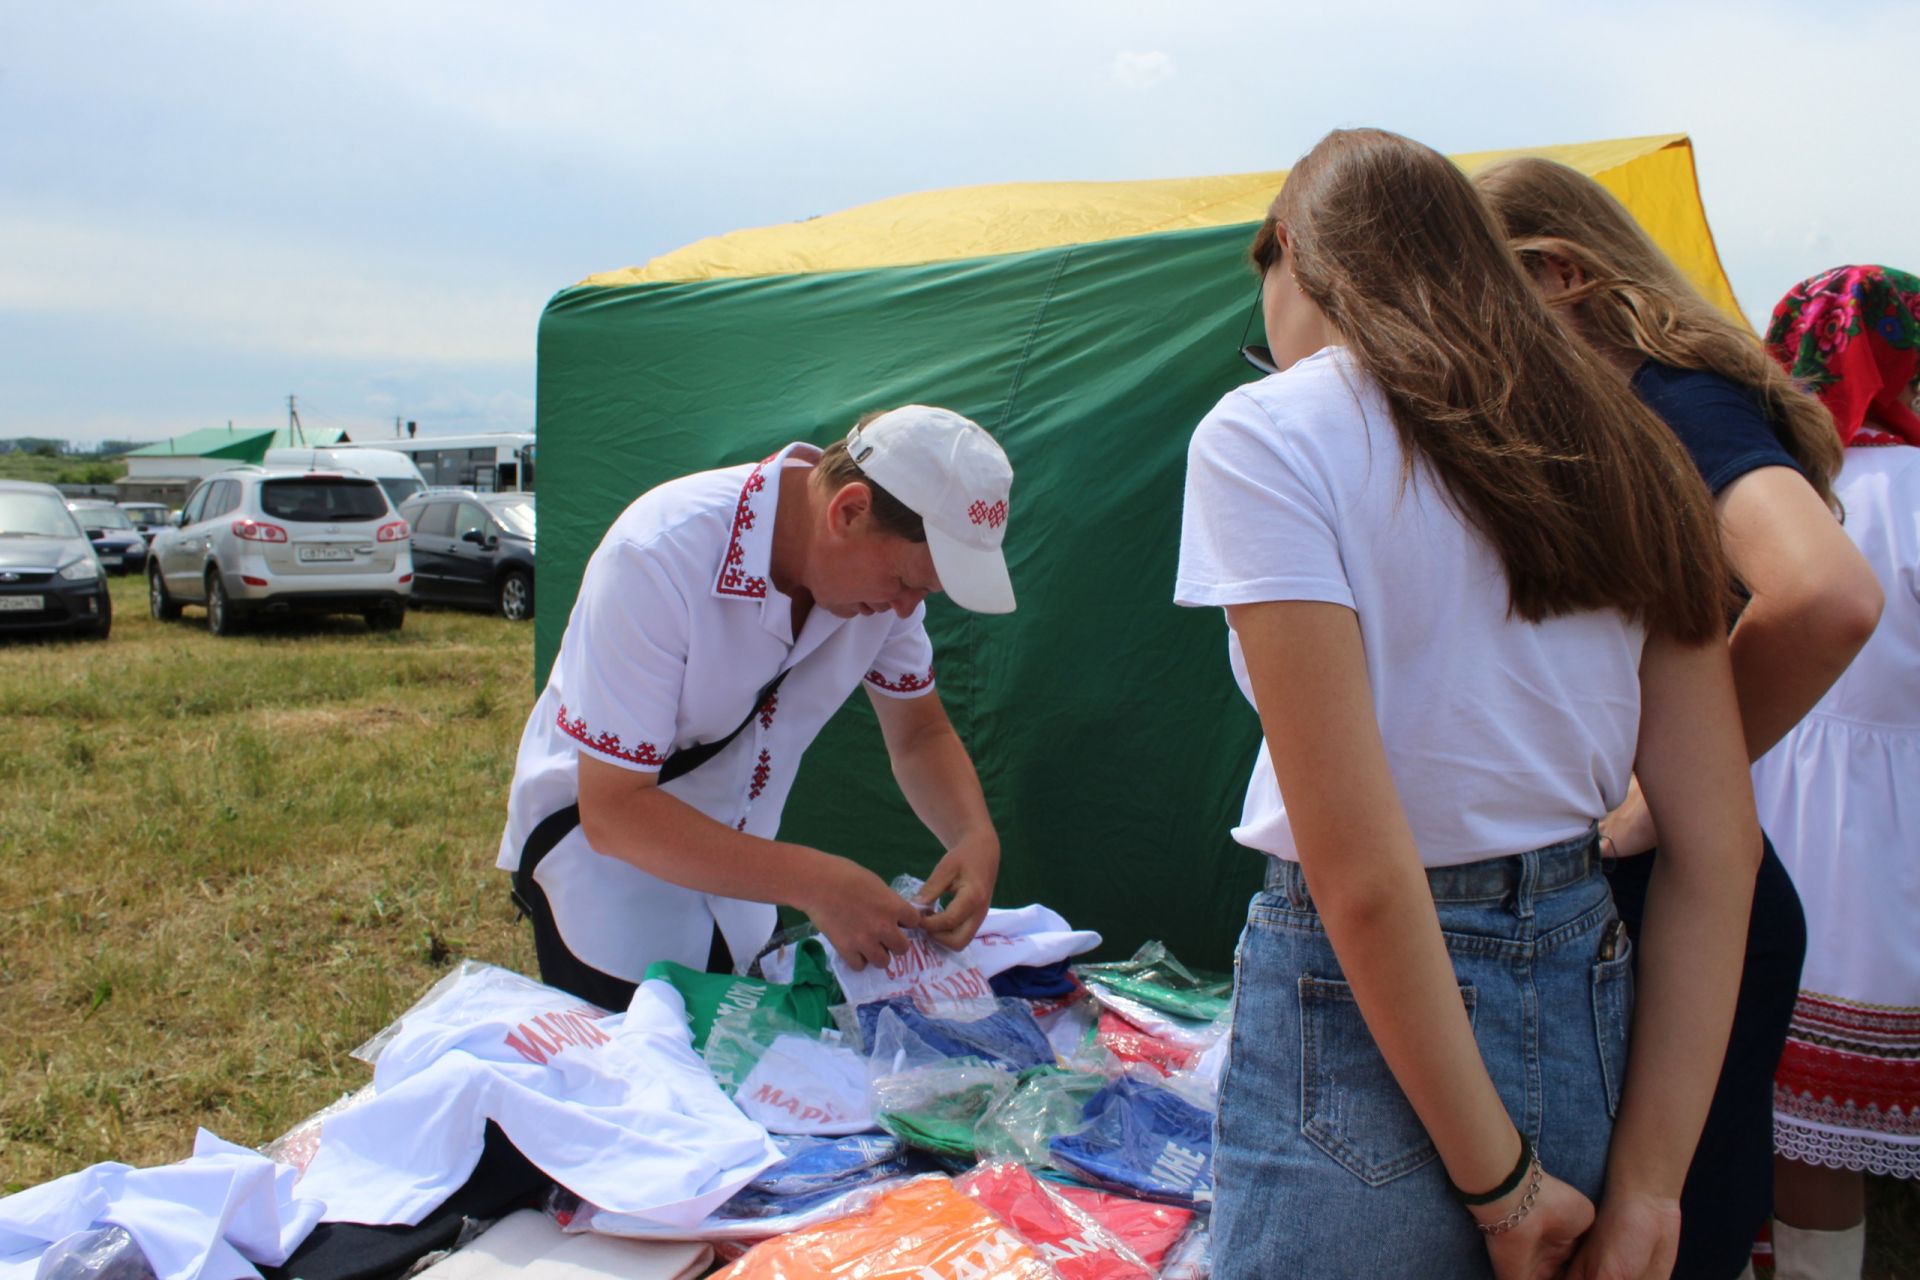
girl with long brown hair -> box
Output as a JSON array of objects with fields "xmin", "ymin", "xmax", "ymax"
[
  {"xmin": 1176, "ymin": 127, "xmax": 1760, "ymax": 1279},
  {"xmin": 1475, "ymin": 157, "xmax": 1884, "ymax": 1280}
]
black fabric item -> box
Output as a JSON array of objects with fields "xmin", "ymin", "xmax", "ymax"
[
  {"xmin": 261, "ymin": 1123, "xmax": 546, "ymax": 1280},
  {"xmin": 1607, "ymin": 838, "xmax": 1806, "ymax": 1279}
]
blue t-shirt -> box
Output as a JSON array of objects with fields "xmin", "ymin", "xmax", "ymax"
[{"xmin": 1630, "ymin": 361, "xmax": 1805, "ymax": 497}]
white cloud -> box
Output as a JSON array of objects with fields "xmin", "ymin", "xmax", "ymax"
[{"xmin": 1112, "ymin": 50, "xmax": 1175, "ymax": 90}]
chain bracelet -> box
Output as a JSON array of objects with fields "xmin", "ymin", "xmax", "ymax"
[{"xmin": 1475, "ymin": 1151, "xmax": 1543, "ymax": 1236}]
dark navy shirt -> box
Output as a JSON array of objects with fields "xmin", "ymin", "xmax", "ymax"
[{"xmin": 1631, "ymin": 360, "xmax": 1805, "ymax": 497}]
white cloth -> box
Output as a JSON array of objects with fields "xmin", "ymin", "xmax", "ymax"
[
  {"xmin": 294, "ymin": 965, "xmax": 780, "ymax": 1228},
  {"xmin": 1752, "ymin": 446, "xmax": 1920, "ymax": 1173},
  {"xmin": 412, "ymin": 1209, "xmax": 710, "ymax": 1280},
  {"xmin": 1174, "ymin": 347, "xmax": 1645, "ymax": 867},
  {"xmin": 733, "ymin": 1035, "xmax": 876, "ymax": 1136},
  {"xmin": 498, "ymin": 445, "xmax": 938, "ymax": 980},
  {"xmin": 0, "ymin": 1133, "xmax": 322, "ymax": 1280},
  {"xmin": 758, "ymin": 904, "xmax": 1101, "ymax": 1011}
]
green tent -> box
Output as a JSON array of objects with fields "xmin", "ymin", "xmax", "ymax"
[{"xmin": 533, "ymin": 134, "xmax": 1741, "ymax": 967}]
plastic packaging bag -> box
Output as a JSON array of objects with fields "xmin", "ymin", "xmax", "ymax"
[
  {"xmin": 712, "ymin": 1175, "xmax": 1058, "ymax": 1279},
  {"xmin": 705, "ymin": 1007, "xmax": 876, "ymax": 1136},
  {"xmin": 972, "ymin": 1068, "xmax": 1108, "ymax": 1167},
  {"xmin": 1074, "ymin": 942, "xmax": 1231, "ymax": 1024},
  {"xmin": 870, "ymin": 1063, "xmax": 1015, "ymax": 1158},
  {"xmin": 1049, "ymin": 1184, "xmax": 1195, "ymax": 1273},
  {"xmin": 855, "ymin": 996, "xmax": 1055, "ymax": 1071},
  {"xmin": 1094, "ymin": 1008, "xmax": 1199, "ymax": 1076},
  {"xmin": 646, "ymin": 938, "xmax": 840, "ymax": 1052},
  {"xmin": 1157, "ymin": 1219, "xmax": 1211, "ymax": 1280},
  {"xmin": 32, "ymin": 1227, "xmax": 157, "ymax": 1280},
  {"xmin": 1047, "ymin": 1075, "xmax": 1215, "ymax": 1208},
  {"xmin": 953, "ymin": 1162, "xmax": 1154, "ymax": 1280}
]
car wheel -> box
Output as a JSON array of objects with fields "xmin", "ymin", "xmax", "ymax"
[
  {"xmin": 365, "ymin": 605, "xmax": 405, "ymax": 633},
  {"xmin": 498, "ymin": 570, "xmax": 534, "ymax": 622},
  {"xmin": 206, "ymin": 571, "xmax": 244, "ymax": 636},
  {"xmin": 149, "ymin": 566, "xmax": 181, "ymax": 621}
]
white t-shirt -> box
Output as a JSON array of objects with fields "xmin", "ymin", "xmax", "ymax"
[
  {"xmin": 498, "ymin": 445, "xmax": 938, "ymax": 979},
  {"xmin": 1174, "ymin": 347, "xmax": 1644, "ymax": 867},
  {"xmin": 294, "ymin": 966, "xmax": 781, "ymax": 1228}
]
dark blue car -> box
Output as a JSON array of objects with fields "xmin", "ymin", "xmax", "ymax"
[
  {"xmin": 0, "ymin": 482, "xmax": 112, "ymax": 639},
  {"xmin": 68, "ymin": 501, "xmax": 149, "ymax": 576}
]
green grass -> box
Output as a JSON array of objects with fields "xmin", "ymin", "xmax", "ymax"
[
  {"xmin": 0, "ymin": 454, "xmax": 126, "ymax": 486},
  {"xmin": 0, "ymin": 575, "xmax": 533, "ymax": 1187},
  {"xmin": 1, "ymin": 578, "xmax": 1915, "ymax": 1278}
]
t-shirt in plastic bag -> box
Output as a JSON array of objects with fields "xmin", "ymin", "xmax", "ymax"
[
  {"xmin": 1074, "ymin": 943, "xmax": 1231, "ymax": 1024},
  {"xmin": 712, "ymin": 1175, "xmax": 1056, "ymax": 1279},
  {"xmin": 952, "ymin": 1163, "xmax": 1153, "ymax": 1280},
  {"xmin": 971, "ymin": 1069, "xmax": 1108, "ymax": 1168},
  {"xmin": 1093, "ymin": 1009, "xmax": 1198, "ymax": 1076},
  {"xmin": 871, "ymin": 1065, "xmax": 1015, "ymax": 1159},
  {"xmin": 1050, "ymin": 1185, "xmax": 1194, "ymax": 1272},
  {"xmin": 855, "ymin": 997, "xmax": 1055, "ymax": 1071},
  {"xmin": 1047, "ymin": 1077, "xmax": 1214, "ymax": 1208}
]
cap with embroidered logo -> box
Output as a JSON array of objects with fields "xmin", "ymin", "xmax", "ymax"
[{"xmin": 845, "ymin": 405, "xmax": 1015, "ymax": 614}]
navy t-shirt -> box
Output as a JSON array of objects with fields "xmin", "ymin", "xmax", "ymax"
[{"xmin": 1630, "ymin": 360, "xmax": 1806, "ymax": 497}]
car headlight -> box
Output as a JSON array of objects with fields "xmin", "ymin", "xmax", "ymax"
[{"xmin": 59, "ymin": 558, "xmax": 100, "ymax": 581}]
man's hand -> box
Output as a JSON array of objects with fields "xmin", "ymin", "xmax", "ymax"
[
  {"xmin": 1480, "ymin": 1169, "xmax": 1595, "ymax": 1280},
  {"xmin": 1564, "ymin": 1192, "xmax": 1681, "ymax": 1280},
  {"xmin": 1599, "ymin": 775, "xmax": 1657, "ymax": 860},
  {"xmin": 795, "ymin": 856, "xmax": 925, "ymax": 972},
  {"xmin": 915, "ymin": 833, "xmax": 1001, "ymax": 949}
]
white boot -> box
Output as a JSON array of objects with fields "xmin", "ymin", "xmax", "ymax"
[{"xmin": 1771, "ymin": 1218, "xmax": 1865, "ymax": 1280}]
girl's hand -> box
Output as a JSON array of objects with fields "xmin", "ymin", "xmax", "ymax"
[
  {"xmin": 1599, "ymin": 775, "xmax": 1657, "ymax": 859},
  {"xmin": 1564, "ymin": 1192, "xmax": 1681, "ymax": 1280},
  {"xmin": 1480, "ymin": 1169, "xmax": 1595, "ymax": 1280}
]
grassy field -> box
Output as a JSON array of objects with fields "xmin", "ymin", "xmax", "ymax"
[
  {"xmin": 2, "ymin": 575, "xmax": 1915, "ymax": 1274},
  {"xmin": 0, "ymin": 454, "xmax": 126, "ymax": 486},
  {"xmin": 0, "ymin": 574, "xmax": 534, "ymax": 1187}
]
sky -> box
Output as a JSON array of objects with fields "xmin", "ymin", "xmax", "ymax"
[{"xmin": 3, "ymin": 1, "xmax": 1914, "ymax": 447}]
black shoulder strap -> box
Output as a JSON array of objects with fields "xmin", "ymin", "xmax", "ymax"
[{"xmin": 658, "ymin": 666, "xmax": 792, "ymax": 784}]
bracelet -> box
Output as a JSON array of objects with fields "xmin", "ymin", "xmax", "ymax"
[
  {"xmin": 1475, "ymin": 1148, "xmax": 1543, "ymax": 1236},
  {"xmin": 1448, "ymin": 1131, "xmax": 1533, "ymax": 1206}
]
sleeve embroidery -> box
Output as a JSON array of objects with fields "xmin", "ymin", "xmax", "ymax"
[
  {"xmin": 865, "ymin": 667, "xmax": 935, "ymax": 693},
  {"xmin": 557, "ymin": 703, "xmax": 666, "ymax": 768}
]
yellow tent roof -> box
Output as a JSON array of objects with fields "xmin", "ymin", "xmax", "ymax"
[{"xmin": 584, "ymin": 133, "xmax": 1739, "ymax": 322}]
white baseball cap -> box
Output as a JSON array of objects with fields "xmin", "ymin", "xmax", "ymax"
[{"xmin": 845, "ymin": 405, "xmax": 1015, "ymax": 614}]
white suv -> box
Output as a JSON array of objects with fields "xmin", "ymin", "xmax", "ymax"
[{"xmin": 148, "ymin": 468, "xmax": 412, "ymax": 634}]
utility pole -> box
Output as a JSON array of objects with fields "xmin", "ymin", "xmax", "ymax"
[
  {"xmin": 287, "ymin": 394, "xmax": 305, "ymax": 447},
  {"xmin": 394, "ymin": 416, "xmax": 402, "ymax": 439}
]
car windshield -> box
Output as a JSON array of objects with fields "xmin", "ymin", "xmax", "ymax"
[
  {"xmin": 77, "ymin": 507, "xmax": 134, "ymax": 531},
  {"xmin": 0, "ymin": 493, "xmax": 80, "ymax": 537},
  {"xmin": 489, "ymin": 497, "xmax": 535, "ymax": 538},
  {"xmin": 259, "ymin": 479, "xmax": 389, "ymax": 523},
  {"xmin": 122, "ymin": 505, "xmax": 167, "ymax": 520}
]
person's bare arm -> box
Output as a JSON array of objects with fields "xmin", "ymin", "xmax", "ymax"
[
  {"xmin": 1229, "ymin": 600, "xmax": 1593, "ymax": 1277},
  {"xmin": 867, "ymin": 687, "xmax": 1001, "ymax": 949},
  {"xmin": 574, "ymin": 752, "xmax": 921, "ymax": 969},
  {"xmin": 1602, "ymin": 467, "xmax": 1880, "ymax": 856},
  {"xmin": 1570, "ymin": 630, "xmax": 1761, "ymax": 1280}
]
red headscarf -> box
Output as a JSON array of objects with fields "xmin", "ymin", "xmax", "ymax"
[{"xmin": 1764, "ymin": 265, "xmax": 1920, "ymax": 447}]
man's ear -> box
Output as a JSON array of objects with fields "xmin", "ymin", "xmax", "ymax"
[{"xmin": 824, "ymin": 481, "xmax": 873, "ymax": 535}]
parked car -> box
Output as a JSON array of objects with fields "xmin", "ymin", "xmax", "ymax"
[
  {"xmin": 397, "ymin": 490, "xmax": 535, "ymax": 620},
  {"xmin": 0, "ymin": 480, "xmax": 112, "ymax": 640},
  {"xmin": 147, "ymin": 468, "xmax": 412, "ymax": 635},
  {"xmin": 68, "ymin": 500, "xmax": 149, "ymax": 575},
  {"xmin": 118, "ymin": 501, "xmax": 175, "ymax": 543}
]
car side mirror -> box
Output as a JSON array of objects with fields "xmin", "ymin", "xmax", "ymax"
[
  {"xmin": 173, "ymin": 511, "xmax": 189, "ymax": 527},
  {"xmin": 461, "ymin": 528, "xmax": 486, "ymax": 545}
]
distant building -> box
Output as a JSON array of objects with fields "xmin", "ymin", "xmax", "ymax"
[{"xmin": 118, "ymin": 425, "xmax": 348, "ymax": 505}]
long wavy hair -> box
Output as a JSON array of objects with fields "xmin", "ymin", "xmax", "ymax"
[
  {"xmin": 1474, "ymin": 155, "xmax": 1840, "ymax": 508},
  {"xmin": 1265, "ymin": 128, "xmax": 1728, "ymax": 642}
]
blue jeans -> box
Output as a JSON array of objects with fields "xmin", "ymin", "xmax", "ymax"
[{"xmin": 1211, "ymin": 830, "xmax": 1630, "ymax": 1279}]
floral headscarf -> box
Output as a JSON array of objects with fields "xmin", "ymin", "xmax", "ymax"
[{"xmin": 1765, "ymin": 265, "xmax": 1920, "ymax": 447}]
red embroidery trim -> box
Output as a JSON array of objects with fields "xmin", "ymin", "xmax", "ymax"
[
  {"xmin": 966, "ymin": 499, "xmax": 1007, "ymax": 529},
  {"xmin": 865, "ymin": 667, "xmax": 935, "ymax": 693},
  {"xmin": 556, "ymin": 703, "xmax": 665, "ymax": 768},
  {"xmin": 748, "ymin": 748, "xmax": 773, "ymax": 800},
  {"xmin": 758, "ymin": 689, "xmax": 780, "ymax": 729},
  {"xmin": 716, "ymin": 465, "xmax": 770, "ymax": 599}
]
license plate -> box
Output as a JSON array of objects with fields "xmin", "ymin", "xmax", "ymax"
[
  {"xmin": 298, "ymin": 546, "xmax": 356, "ymax": 563},
  {"xmin": 98, "ymin": 554, "xmax": 121, "ymax": 566},
  {"xmin": 0, "ymin": 595, "xmax": 45, "ymax": 612}
]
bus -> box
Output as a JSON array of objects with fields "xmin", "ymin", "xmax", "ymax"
[{"xmin": 338, "ymin": 433, "xmax": 535, "ymax": 494}]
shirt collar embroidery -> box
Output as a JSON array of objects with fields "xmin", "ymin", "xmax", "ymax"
[{"xmin": 713, "ymin": 443, "xmax": 820, "ymax": 602}]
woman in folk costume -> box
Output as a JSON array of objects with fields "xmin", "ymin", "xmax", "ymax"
[{"xmin": 1757, "ymin": 265, "xmax": 1920, "ymax": 1280}]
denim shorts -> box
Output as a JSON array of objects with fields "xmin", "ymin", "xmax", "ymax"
[{"xmin": 1210, "ymin": 829, "xmax": 1631, "ymax": 1279}]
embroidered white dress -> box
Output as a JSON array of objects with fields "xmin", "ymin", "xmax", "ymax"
[
  {"xmin": 1753, "ymin": 444, "xmax": 1920, "ymax": 1178},
  {"xmin": 498, "ymin": 444, "xmax": 936, "ymax": 982}
]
